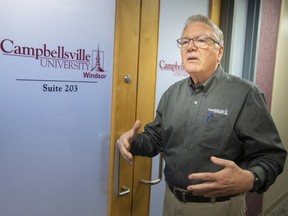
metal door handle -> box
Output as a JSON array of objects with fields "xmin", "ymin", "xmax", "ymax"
[
  {"xmin": 114, "ymin": 142, "xmax": 131, "ymax": 196},
  {"xmin": 140, "ymin": 153, "xmax": 163, "ymax": 185}
]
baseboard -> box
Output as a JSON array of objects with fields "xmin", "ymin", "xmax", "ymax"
[{"xmin": 262, "ymin": 191, "xmax": 288, "ymax": 215}]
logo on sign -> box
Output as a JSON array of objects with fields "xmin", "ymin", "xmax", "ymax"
[
  {"xmin": 158, "ymin": 59, "xmax": 188, "ymax": 77},
  {"xmin": 0, "ymin": 39, "xmax": 107, "ymax": 80}
]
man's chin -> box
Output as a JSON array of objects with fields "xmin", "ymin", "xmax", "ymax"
[{"xmin": 185, "ymin": 69, "xmax": 201, "ymax": 75}]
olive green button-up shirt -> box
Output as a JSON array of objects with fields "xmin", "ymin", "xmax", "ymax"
[{"xmin": 130, "ymin": 66, "xmax": 287, "ymax": 193}]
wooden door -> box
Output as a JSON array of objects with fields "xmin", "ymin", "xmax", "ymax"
[{"xmin": 108, "ymin": 0, "xmax": 160, "ymax": 215}]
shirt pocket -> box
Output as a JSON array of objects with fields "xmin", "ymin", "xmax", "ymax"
[{"xmin": 198, "ymin": 112, "xmax": 230, "ymax": 154}]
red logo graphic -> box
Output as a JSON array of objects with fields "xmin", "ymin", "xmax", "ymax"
[
  {"xmin": 158, "ymin": 59, "xmax": 188, "ymax": 77},
  {"xmin": 90, "ymin": 44, "xmax": 104, "ymax": 72},
  {"xmin": 82, "ymin": 44, "xmax": 107, "ymax": 79},
  {"xmin": 0, "ymin": 39, "xmax": 108, "ymax": 80}
]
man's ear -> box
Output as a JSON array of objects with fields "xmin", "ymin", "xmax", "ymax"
[{"xmin": 217, "ymin": 46, "xmax": 224, "ymax": 63}]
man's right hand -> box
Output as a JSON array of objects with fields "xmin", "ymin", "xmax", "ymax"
[{"xmin": 117, "ymin": 120, "xmax": 141, "ymax": 166}]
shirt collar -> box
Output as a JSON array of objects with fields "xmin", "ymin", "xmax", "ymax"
[{"xmin": 188, "ymin": 65, "xmax": 226, "ymax": 95}]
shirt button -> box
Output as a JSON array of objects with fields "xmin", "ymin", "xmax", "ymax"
[
  {"xmin": 194, "ymin": 101, "xmax": 198, "ymax": 105},
  {"xmin": 188, "ymin": 122, "xmax": 192, "ymax": 126}
]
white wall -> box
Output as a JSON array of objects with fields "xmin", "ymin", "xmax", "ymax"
[{"xmin": 263, "ymin": 0, "xmax": 288, "ymax": 214}]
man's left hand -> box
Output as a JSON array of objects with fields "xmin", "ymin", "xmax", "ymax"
[{"xmin": 187, "ymin": 156, "xmax": 254, "ymax": 197}]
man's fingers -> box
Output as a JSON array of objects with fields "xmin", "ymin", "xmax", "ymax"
[
  {"xmin": 188, "ymin": 157, "xmax": 235, "ymax": 182},
  {"xmin": 122, "ymin": 152, "xmax": 133, "ymax": 166},
  {"xmin": 188, "ymin": 173, "xmax": 215, "ymax": 181},
  {"xmin": 130, "ymin": 120, "xmax": 141, "ymax": 139},
  {"xmin": 117, "ymin": 139, "xmax": 134, "ymax": 165},
  {"xmin": 117, "ymin": 120, "xmax": 141, "ymax": 166},
  {"xmin": 210, "ymin": 156, "xmax": 232, "ymax": 167}
]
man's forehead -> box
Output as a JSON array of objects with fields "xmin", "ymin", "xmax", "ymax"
[{"xmin": 183, "ymin": 22, "xmax": 214, "ymax": 37}]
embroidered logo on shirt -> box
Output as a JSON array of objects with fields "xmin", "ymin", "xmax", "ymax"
[
  {"xmin": 205, "ymin": 108, "xmax": 228, "ymax": 124},
  {"xmin": 207, "ymin": 108, "xmax": 228, "ymax": 116}
]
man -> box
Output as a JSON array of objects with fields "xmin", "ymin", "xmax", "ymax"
[{"xmin": 117, "ymin": 15, "xmax": 287, "ymax": 216}]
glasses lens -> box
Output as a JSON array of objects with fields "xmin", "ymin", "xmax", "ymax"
[
  {"xmin": 177, "ymin": 38, "xmax": 189, "ymax": 48},
  {"xmin": 177, "ymin": 39, "xmax": 182, "ymax": 48},
  {"xmin": 194, "ymin": 37, "xmax": 209, "ymax": 48}
]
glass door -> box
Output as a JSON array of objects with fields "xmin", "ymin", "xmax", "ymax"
[{"xmin": 0, "ymin": 0, "xmax": 115, "ymax": 215}]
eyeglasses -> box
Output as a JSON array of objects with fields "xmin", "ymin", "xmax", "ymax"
[{"xmin": 176, "ymin": 36, "xmax": 220, "ymax": 49}]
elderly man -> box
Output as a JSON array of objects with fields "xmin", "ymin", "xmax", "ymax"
[{"xmin": 117, "ymin": 14, "xmax": 287, "ymax": 216}]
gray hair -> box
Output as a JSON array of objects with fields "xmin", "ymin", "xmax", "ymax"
[{"xmin": 182, "ymin": 14, "xmax": 224, "ymax": 46}]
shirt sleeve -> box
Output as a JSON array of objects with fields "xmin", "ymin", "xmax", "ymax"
[
  {"xmin": 129, "ymin": 93, "xmax": 166, "ymax": 157},
  {"xmin": 235, "ymin": 87, "xmax": 287, "ymax": 193}
]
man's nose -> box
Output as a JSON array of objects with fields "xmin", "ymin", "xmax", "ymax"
[{"xmin": 187, "ymin": 39, "xmax": 197, "ymax": 50}]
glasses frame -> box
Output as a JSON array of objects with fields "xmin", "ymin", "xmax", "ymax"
[{"xmin": 176, "ymin": 36, "xmax": 220, "ymax": 49}]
